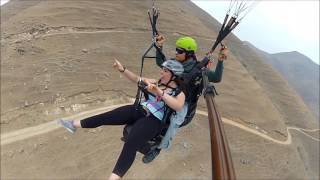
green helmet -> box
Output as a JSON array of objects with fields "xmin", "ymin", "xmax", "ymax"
[{"xmin": 175, "ymin": 36, "xmax": 197, "ymax": 53}]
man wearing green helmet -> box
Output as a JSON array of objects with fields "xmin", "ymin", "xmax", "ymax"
[
  {"xmin": 156, "ymin": 34, "xmax": 227, "ymax": 122},
  {"xmin": 142, "ymin": 34, "xmax": 228, "ymax": 163},
  {"xmin": 156, "ymin": 35, "xmax": 226, "ymax": 79}
]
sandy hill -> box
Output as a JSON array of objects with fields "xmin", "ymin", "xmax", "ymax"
[
  {"xmin": 1, "ymin": 0, "xmax": 319, "ymax": 179},
  {"xmin": 244, "ymin": 41, "xmax": 319, "ymax": 120}
]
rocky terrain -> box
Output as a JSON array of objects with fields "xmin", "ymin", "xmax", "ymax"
[{"xmin": 1, "ymin": 0, "xmax": 319, "ymax": 179}]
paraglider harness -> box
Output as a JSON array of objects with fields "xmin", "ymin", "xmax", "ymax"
[
  {"xmin": 122, "ymin": 0, "xmax": 258, "ymax": 155},
  {"xmin": 123, "ymin": 78, "xmax": 183, "ymax": 154},
  {"xmin": 121, "ymin": 2, "xmax": 183, "ymax": 154},
  {"xmin": 178, "ymin": 56, "xmax": 219, "ymax": 127},
  {"xmin": 122, "ymin": 57, "xmax": 218, "ymax": 155}
]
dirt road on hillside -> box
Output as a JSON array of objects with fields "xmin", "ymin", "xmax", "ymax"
[{"xmin": 2, "ymin": 103, "xmax": 319, "ymax": 146}]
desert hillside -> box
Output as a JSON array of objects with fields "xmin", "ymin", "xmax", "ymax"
[
  {"xmin": 1, "ymin": 1, "xmax": 319, "ymax": 179},
  {"xmin": 244, "ymin": 41, "xmax": 319, "ymax": 119}
]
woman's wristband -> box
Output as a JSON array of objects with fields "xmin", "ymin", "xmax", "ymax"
[{"xmin": 119, "ymin": 66, "xmax": 126, "ymax": 73}]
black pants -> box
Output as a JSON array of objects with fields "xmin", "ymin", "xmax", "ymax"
[{"xmin": 80, "ymin": 105, "xmax": 162, "ymax": 177}]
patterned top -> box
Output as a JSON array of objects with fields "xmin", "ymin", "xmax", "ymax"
[
  {"xmin": 141, "ymin": 89, "xmax": 177, "ymax": 121},
  {"xmin": 141, "ymin": 94, "xmax": 165, "ymax": 121}
]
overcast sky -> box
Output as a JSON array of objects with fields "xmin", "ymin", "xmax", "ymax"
[
  {"xmin": 192, "ymin": 0, "xmax": 319, "ymax": 65},
  {"xmin": 0, "ymin": 0, "xmax": 8, "ymax": 5}
]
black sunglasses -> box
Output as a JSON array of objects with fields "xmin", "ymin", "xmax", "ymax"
[{"xmin": 176, "ymin": 48, "xmax": 186, "ymax": 54}]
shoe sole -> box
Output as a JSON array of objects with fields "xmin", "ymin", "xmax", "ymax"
[{"xmin": 58, "ymin": 120, "xmax": 75, "ymax": 134}]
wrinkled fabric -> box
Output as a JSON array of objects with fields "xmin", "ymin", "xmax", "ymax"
[{"xmin": 158, "ymin": 103, "xmax": 188, "ymax": 149}]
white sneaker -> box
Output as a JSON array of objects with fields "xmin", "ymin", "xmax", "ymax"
[{"xmin": 58, "ymin": 119, "xmax": 76, "ymax": 133}]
